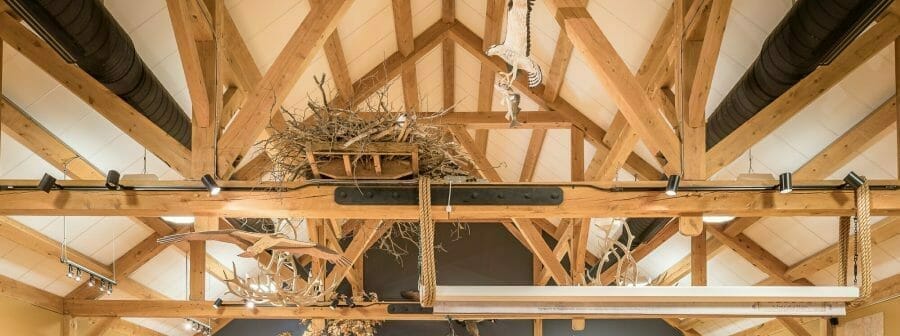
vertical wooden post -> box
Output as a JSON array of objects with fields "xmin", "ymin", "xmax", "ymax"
[
  {"xmin": 691, "ymin": 225, "xmax": 707, "ymax": 286},
  {"xmin": 61, "ymin": 315, "xmax": 77, "ymax": 336}
]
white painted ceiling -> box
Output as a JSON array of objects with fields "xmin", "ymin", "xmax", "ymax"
[{"xmin": 0, "ymin": 0, "xmax": 898, "ymax": 334}]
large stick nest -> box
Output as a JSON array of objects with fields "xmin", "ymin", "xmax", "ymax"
[{"xmin": 261, "ymin": 75, "xmax": 475, "ymax": 182}]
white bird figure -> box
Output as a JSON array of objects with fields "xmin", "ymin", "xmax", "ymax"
[{"xmin": 486, "ymin": 0, "xmax": 542, "ymax": 88}]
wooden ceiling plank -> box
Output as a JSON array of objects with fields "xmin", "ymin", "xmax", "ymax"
[
  {"xmin": 216, "ymin": 0, "xmax": 353, "ymax": 177},
  {"xmin": 442, "ymin": 39, "xmax": 455, "ymax": 112},
  {"xmin": 165, "ymin": 0, "xmax": 212, "ymax": 129},
  {"xmin": 0, "ymin": 273, "xmax": 64, "ymax": 313},
  {"xmin": 0, "ymin": 217, "xmax": 111, "ymax": 279},
  {"xmin": 66, "ymin": 229, "xmax": 183, "ymax": 300},
  {"xmin": 0, "ymin": 98, "xmax": 103, "ymax": 179},
  {"xmin": 337, "ymin": 21, "xmax": 452, "ymax": 107},
  {"xmin": 0, "ymin": 15, "xmax": 191, "ymax": 174},
  {"xmin": 795, "ymin": 96, "xmax": 897, "ymax": 179},
  {"xmin": 544, "ymin": 3, "xmax": 681, "ymax": 167},
  {"xmin": 706, "ymin": 224, "xmax": 812, "ymax": 285},
  {"xmin": 706, "ymin": 14, "xmax": 900, "ymax": 178},
  {"xmin": 446, "ymin": 24, "xmax": 662, "ymax": 180},
  {"xmin": 785, "ymin": 217, "xmax": 900, "ymax": 281}
]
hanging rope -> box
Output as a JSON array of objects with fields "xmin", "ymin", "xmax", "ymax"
[
  {"xmin": 838, "ymin": 216, "xmax": 850, "ymax": 286},
  {"xmin": 418, "ymin": 178, "xmax": 436, "ymax": 307},
  {"xmin": 854, "ymin": 180, "xmax": 873, "ymax": 303}
]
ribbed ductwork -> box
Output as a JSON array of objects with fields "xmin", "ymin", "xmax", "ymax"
[
  {"xmin": 706, "ymin": 0, "xmax": 891, "ymax": 148},
  {"xmin": 7, "ymin": 0, "xmax": 192, "ymax": 148}
]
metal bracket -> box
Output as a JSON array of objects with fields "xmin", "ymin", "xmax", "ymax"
[
  {"xmin": 387, "ymin": 303, "xmax": 433, "ymax": 314},
  {"xmin": 334, "ymin": 186, "xmax": 564, "ymax": 205}
]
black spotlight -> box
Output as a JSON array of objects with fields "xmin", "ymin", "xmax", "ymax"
[
  {"xmin": 105, "ymin": 170, "xmax": 121, "ymax": 190},
  {"xmin": 665, "ymin": 175, "xmax": 681, "ymax": 196},
  {"xmin": 844, "ymin": 171, "xmax": 866, "ymax": 188},
  {"xmin": 38, "ymin": 173, "xmax": 59, "ymax": 193},
  {"xmin": 212, "ymin": 298, "xmax": 223, "ymax": 309},
  {"xmin": 778, "ymin": 172, "xmax": 793, "ymax": 194},
  {"xmin": 201, "ymin": 174, "xmax": 221, "ymax": 196}
]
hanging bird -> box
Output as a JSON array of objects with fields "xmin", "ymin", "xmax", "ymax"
[
  {"xmin": 157, "ymin": 229, "xmax": 351, "ymax": 266},
  {"xmin": 485, "ymin": 0, "xmax": 542, "ymax": 88}
]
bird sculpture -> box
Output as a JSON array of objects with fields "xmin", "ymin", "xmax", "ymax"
[
  {"xmin": 157, "ymin": 229, "xmax": 351, "ymax": 266},
  {"xmin": 485, "ymin": 0, "xmax": 542, "ymax": 88}
]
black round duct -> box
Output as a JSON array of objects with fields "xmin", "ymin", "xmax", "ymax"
[
  {"xmin": 706, "ymin": 0, "xmax": 891, "ymax": 149},
  {"xmin": 7, "ymin": 0, "xmax": 192, "ymax": 148}
]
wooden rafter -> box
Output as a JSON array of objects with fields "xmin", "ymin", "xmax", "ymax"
[
  {"xmin": 446, "ymin": 23, "xmax": 662, "ymax": 180},
  {"xmin": 323, "ymin": 220, "xmax": 390, "ymax": 288},
  {"xmin": 545, "ymin": 2, "xmax": 681, "ymax": 168},
  {"xmin": 474, "ymin": 0, "xmax": 506, "ymax": 152},
  {"xmin": 0, "ymin": 14, "xmax": 192, "ymax": 175},
  {"xmin": 391, "ymin": 0, "xmax": 420, "ymax": 111},
  {"xmin": 216, "ymin": 1, "xmax": 353, "ymax": 177},
  {"xmin": 705, "ymin": 13, "xmax": 900, "ymax": 178}
]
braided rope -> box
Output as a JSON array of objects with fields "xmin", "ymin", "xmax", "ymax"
[
  {"xmin": 838, "ymin": 216, "xmax": 850, "ymax": 286},
  {"xmin": 855, "ymin": 181, "xmax": 872, "ymax": 302},
  {"xmin": 418, "ymin": 178, "xmax": 436, "ymax": 307}
]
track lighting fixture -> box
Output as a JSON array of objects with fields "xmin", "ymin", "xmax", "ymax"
[
  {"xmin": 61, "ymin": 259, "xmax": 115, "ymax": 293},
  {"xmin": 38, "ymin": 173, "xmax": 60, "ymax": 193},
  {"xmin": 201, "ymin": 174, "xmax": 221, "ymax": 196},
  {"xmin": 330, "ymin": 297, "xmax": 340, "ymax": 309},
  {"xmin": 245, "ymin": 300, "xmax": 255, "ymax": 309},
  {"xmin": 665, "ymin": 175, "xmax": 681, "ymax": 196},
  {"xmin": 844, "ymin": 171, "xmax": 866, "ymax": 188},
  {"xmin": 184, "ymin": 319, "xmax": 212, "ymax": 335},
  {"xmin": 213, "ymin": 298, "xmax": 223, "ymax": 309},
  {"xmin": 104, "ymin": 170, "xmax": 121, "ymax": 190},
  {"xmin": 778, "ymin": 172, "xmax": 793, "ymax": 194}
]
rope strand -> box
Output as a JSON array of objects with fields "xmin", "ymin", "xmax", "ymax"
[{"xmin": 418, "ymin": 178, "xmax": 436, "ymax": 307}]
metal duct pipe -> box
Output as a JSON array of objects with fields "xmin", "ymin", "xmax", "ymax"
[
  {"xmin": 706, "ymin": 0, "xmax": 891, "ymax": 148},
  {"xmin": 6, "ymin": 0, "xmax": 192, "ymax": 148}
]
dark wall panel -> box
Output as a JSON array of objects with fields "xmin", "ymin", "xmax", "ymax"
[{"xmin": 215, "ymin": 223, "xmax": 680, "ymax": 336}]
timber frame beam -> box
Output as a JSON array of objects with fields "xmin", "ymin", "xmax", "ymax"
[{"xmin": 0, "ymin": 180, "xmax": 898, "ymax": 218}]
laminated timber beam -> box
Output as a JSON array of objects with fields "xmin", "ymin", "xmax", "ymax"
[
  {"xmin": 446, "ymin": 23, "xmax": 663, "ymax": 181},
  {"xmin": 0, "ymin": 180, "xmax": 899, "ymax": 218},
  {"xmin": 543, "ymin": 1, "xmax": 682, "ymax": 169},
  {"xmin": 0, "ymin": 14, "xmax": 192, "ymax": 175},
  {"xmin": 216, "ymin": 0, "xmax": 353, "ymax": 177}
]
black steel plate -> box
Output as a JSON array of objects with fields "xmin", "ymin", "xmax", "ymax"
[
  {"xmin": 387, "ymin": 303, "xmax": 433, "ymax": 314},
  {"xmin": 334, "ymin": 186, "xmax": 563, "ymax": 205}
]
